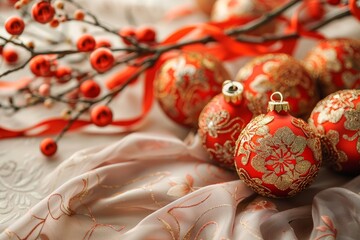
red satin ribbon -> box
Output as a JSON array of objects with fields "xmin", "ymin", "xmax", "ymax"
[{"xmin": 0, "ymin": 11, "xmax": 330, "ymax": 139}]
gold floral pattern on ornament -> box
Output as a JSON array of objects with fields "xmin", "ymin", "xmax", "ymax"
[
  {"xmin": 316, "ymin": 90, "xmax": 359, "ymax": 125},
  {"xmin": 237, "ymin": 168, "xmax": 274, "ymax": 197},
  {"xmin": 235, "ymin": 114, "xmax": 274, "ymax": 166},
  {"xmin": 343, "ymin": 104, "xmax": 360, "ymax": 154},
  {"xmin": 291, "ymin": 117, "xmax": 323, "ymax": 162},
  {"xmin": 251, "ymin": 127, "xmax": 311, "ymax": 191},
  {"xmin": 325, "ymin": 129, "xmax": 349, "ymax": 170},
  {"xmin": 154, "ymin": 52, "xmax": 227, "ymax": 126},
  {"xmin": 208, "ymin": 141, "xmax": 235, "ymax": 166},
  {"xmin": 199, "ymin": 98, "xmax": 246, "ymax": 141}
]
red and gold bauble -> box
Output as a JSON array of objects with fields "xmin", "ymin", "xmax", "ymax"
[
  {"xmin": 198, "ymin": 81, "xmax": 255, "ymax": 169},
  {"xmin": 309, "ymin": 89, "xmax": 360, "ymax": 174},
  {"xmin": 235, "ymin": 53, "xmax": 318, "ymax": 118},
  {"xmin": 234, "ymin": 92, "xmax": 322, "ymax": 198},
  {"xmin": 304, "ymin": 39, "xmax": 360, "ymax": 97},
  {"xmin": 154, "ymin": 51, "xmax": 230, "ymax": 127}
]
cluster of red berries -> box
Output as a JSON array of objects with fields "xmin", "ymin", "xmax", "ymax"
[
  {"xmin": 119, "ymin": 26, "xmax": 157, "ymax": 45},
  {"xmin": 40, "ymin": 104, "xmax": 113, "ymax": 156},
  {"xmin": 1, "ymin": 1, "xmax": 160, "ymax": 157}
]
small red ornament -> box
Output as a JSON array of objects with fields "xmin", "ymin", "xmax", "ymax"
[
  {"xmin": 31, "ymin": 1, "xmax": 55, "ymax": 24},
  {"xmin": 236, "ymin": 53, "xmax": 318, "ymax": 118},
  {"xmin": 40, "ymin": 138, "xmax": 57, "ymax": 156},
  {"xmin": 154, "ymin": 51, "xmax": 230, "ymax": 127},
  {"xmin": 304, "ymin": 39, "xmax": 360, "ymax": 97},
  {"xmin": 198, "ymin": 81, "xmax": 255, "ymax": 168},
  {"xmin": 90, "ymin": 48, "xmax": 114, "ymax": 73},
  {"xmin": 76, "ymin": 34, "xmax": 96, "ymax": 52},
  {"xmin": 91, "ymin": 105, "xmax": 113, "ymax": 127},
  {"xmin": 80, "ymin": 80, "xmax": 101, "ymax": 98},
  {"xmin": 309, "ymin": 89, "xmax": 360, "ymax": 174},
  {"xmin": 5, "ymin": 16, "xmax": 25, "ymax": 35},
  {"xmin": 234, "ymin": 92, "xmax": 322, "ymax": 198},
  {"xmin": 29, "ymin": 55, "xmax": 54, "ymax": 77},
  {"xmin": 2, "ymin": 48, "xmax": 18, "ymax": 64}
]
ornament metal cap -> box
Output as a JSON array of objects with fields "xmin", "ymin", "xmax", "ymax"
[
  {"xmin": 268, "ymin": 91, "xmax": 290, "ymax": 112},
  {"xmin": 222, "ymin": 80, "xmax": 243, "ymax": 105}
]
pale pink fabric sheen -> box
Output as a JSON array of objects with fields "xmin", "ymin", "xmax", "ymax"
[{"xmin": 1, "ymin": 133, "xmax": 360, "ymax": 239}]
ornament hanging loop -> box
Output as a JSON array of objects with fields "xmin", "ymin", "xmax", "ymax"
[
  {"xmin": 270, "ymin": 91, "xmax": 284, "ymax": 103},
  {"xmin": 268, "ymin": 91, "xmax": 290, "ymax": 113}
]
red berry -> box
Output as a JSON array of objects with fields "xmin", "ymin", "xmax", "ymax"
[
  {"xmin": 2, "ymin": 48, "xmax": 18, "ymax": 64},
  {"xmin": 29, "ymin": 55, "xmax": 53, "ymax": 77},
  {"xmin": 95, "ymin": 39, "xmax": 112, "ymax": 49},
  {"xmin": 91, "ymin": 105, "xmax": 113, "ymax": 127},
  {"xmin": 38, "ymin": 83, "xmax": 50, "ymax": 96},
  {"xmin": 305, "ymin": 0, "xmax": 325, "ymax": 20},
  {"xmin": 119, "ymin": 27, "xmax": 136, "ymax": 45},
  {"xmin": 74, "ymin": 9, "xmax": 85, "ymax": 20},
  {"xmin": 55, "ymin": 66, "xmax": 72, "ymax": 83},
  {"xmin": 90, "ymin": 48, "xmax": 114, "ymax": 73},
  {"xmin": 40, "ymin": 138, "xmax": 57, "ymax": 156},
  {"xmin": 49, "ymin": 18, "xmax": 59, "ymax": 28},
  {"xmin": 5, "ymin": 16, "xmax": 25, "ymax": 35},
  {"xmin": 76, "ymin": 34, "xmax": 96, "ymax": 52},
  {"xmin": 0, "ymin": 45, "xmax": 3, "ymax": 55},
  {"xmin": 136, "ymin": 27, "xmax": 156, "ymax": 43},
  {"xmin": 31, "ymin": 1, "xmax": 55, "ymax": 24},
  {"xmin": 80, "ymin": 80, "xmax": 101, "ymax": 98}
]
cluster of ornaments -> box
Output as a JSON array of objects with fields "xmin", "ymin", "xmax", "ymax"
[{"xmin": 154, "ymin": 38, "xmax": 360, "ymax": 198}]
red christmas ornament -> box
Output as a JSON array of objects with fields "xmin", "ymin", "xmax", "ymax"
[
  {"xmin": 80, "ymin": 80, "xmax": 101, "ymax": 98},
  {"xmin": 236, "ymin": 53, "xmax": 318, "ymax": 118},
  {"xmin": 234, "ymin": 92, "xmax": 322, "ymax": 198},
  {"xmin": 76, "ymin": 34, "xmax": 96, "ymax": 52},
  {"xmin": 309, "ymin": 89, "xmax": 360, "ymax": 174},
  {"xmin": 5, "ymin": 16, "xmax": 25, "ymax": 35},
  {"xmin": 154, "ymin": 51, "xmax": 231, "ymax": 127},
  {"xmin": 304, "ymin": 39, "xmax": 360, "ymax": 97},
  {"xmin": 90, "ymin": 48, "xmax": 114, "ymax": 73},
  {"xmin": 31, "ymin": 1, "xmax": 55, "ymax": 24},
  {"xmin": 91, "ymin": 105, "xmax": 113, "ymax": 127},
  {"xmin": 40, "ymin": 138, "xmax": 57, "ymax": 156},
  {"xmin": 198, "ymin": 81, "xmax": 255, "ymax": 169}
]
